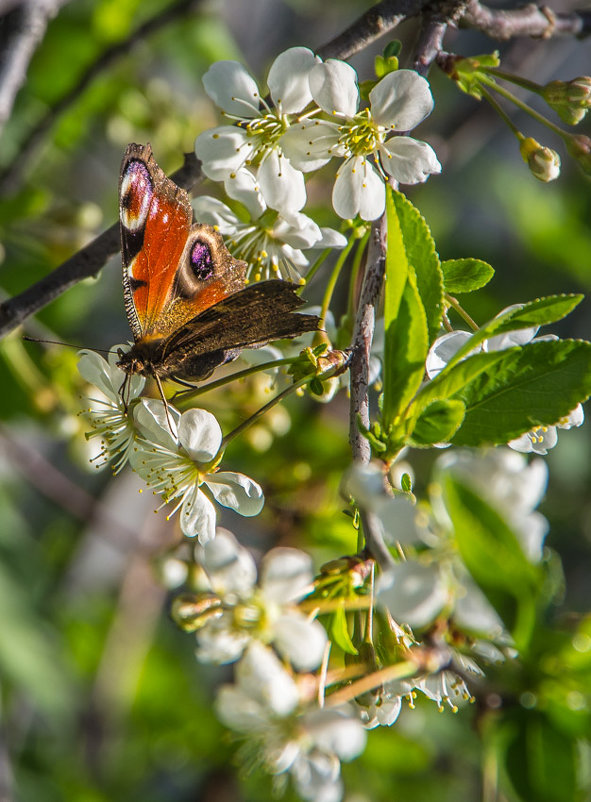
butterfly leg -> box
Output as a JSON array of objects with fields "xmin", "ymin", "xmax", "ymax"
[{"xmin": 153, "ymin": 373, "xmax": 177, "ymax": 436}]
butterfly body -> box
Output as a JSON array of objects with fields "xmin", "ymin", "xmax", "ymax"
[{"xmin": 116, "ymin": 143, "xmax": 318, "ymax": 384}]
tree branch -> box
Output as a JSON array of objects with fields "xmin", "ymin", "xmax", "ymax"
[
  {"xmin": 0, "ymin": 153, "xmax": 202, "ymax": 339},
  {"xmin": 461, "ymin": 0, "xmax": 591, "ymax": 40},
  {"xmin": 349, "ymin": 216, "xmax": 387, "ymax": 463},
  {"xmin": 0, "ymin": 0, "xmax": 70, "ymax": 135},
  {"xmin": 0, "ymin": 0, "xmax": 204, "ymax": 195},
  {"xmin": 317, "ymin": 0, "xmax": 428, "ymax": 60}
]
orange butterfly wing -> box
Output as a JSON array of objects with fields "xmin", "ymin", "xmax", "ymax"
[{"xmin": 119, "ymin": 143, "xmax": 245, "ymax": 342}]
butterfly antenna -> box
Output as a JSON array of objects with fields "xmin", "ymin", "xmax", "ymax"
[{"xmin": 23, "ymin": 335, "xmax": 115, "ymax": 355}]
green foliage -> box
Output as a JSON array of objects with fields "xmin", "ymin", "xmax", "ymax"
[{"xmin": 441, "ymin": 257, "xmax": 495, "ymax": 293}]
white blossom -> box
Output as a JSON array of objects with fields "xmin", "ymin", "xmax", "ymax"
[
  {"xmin": 130, "ymin": 407, "xmax": 263, "ymax": 543},
  {"xmin": 193, "ymin": 531, "xmax": 327, "ymax": 669},
  {"xmin": 195, "ymin": 47, "xmax": 319, "ymax": 213},
  {"xmin": 216, "ymin": 643, "xmax": 366, "ymax": 802},
  {"xmin": 77, "ymin": 348, "xmax": 144, "ymax": 473},
  {"xmin": 193, "ymin": 177, "xmax": 345, "ymax": 282},
  {"xmin": 282, "ymin": 67, "xmax": 440, "ymax": 220}
]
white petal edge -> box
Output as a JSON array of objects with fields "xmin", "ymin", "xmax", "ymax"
[
  {"xmin": 369, "ymin": 69, "xmax": 434, "ymax": 130},
  {"xmin": 178, "ymin": 408, "xmax": 222, "ymax": 463},
  {"xmin": 267, "ymin": 46, "xmax": 318, "ymax": 113},
  {"xmin": 206, "ymin": 471, "xmax": 265, "ymax": 516},
  {"xmin": 202, "ymin": 60, "xmax": 261, "ymax": 117},
  {"xmin": 310, "ymin": 59, "xmax": 359, "ymax": 117},
  {"xmin": 379, "ymin": 137, "xmax": 441, "ymax": 185}
]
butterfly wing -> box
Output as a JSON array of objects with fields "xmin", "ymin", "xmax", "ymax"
[
  {"xmin": 158, "ymin": 281, "xmax": 319, "ymax": 377},
  {"xmin": 119, "ymin": 143, "xmax": 246, "ymax": 342}
]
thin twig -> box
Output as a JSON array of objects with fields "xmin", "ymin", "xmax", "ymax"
[
  {"xmin": 0, "ymin": 0, "xmax": 70, "ymax": 134},
  {"xmin": 0, "ymin": 0, "xmax": 204, "ymax": 195},
  {"xmin": 461, "ymin": 0, "xmax": 591, "ymax": 40},
  {"xmin": 316, "ymin": 0, "xmax": 427, "ymax": 60},
  {"xmin": 0, "ymin": 152, "xmax": 202, "ymax": 340}
]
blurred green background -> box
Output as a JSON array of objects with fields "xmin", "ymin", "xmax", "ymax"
[{"xmin": 0, "ymin": 0, "xmax": 590, "ymax": 799}]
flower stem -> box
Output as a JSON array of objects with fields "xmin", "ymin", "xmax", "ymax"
[
  {"xmin": 220, "ymin": 374, "xmax": 313, "ymax": 449},
  {"xmin": 324, "ymin": 659, "xmax": 417, "ymax": 704},
  {"xmin": 479, "ymin": 74, "xmax": 565, "ymax": 139},
  {"xmin": 301, "ymin": 247, "xmax": 332, "ymax": 289},
  {"xmin": 481, "ymin": 67, "xmax": 543, "ymax": 96},
  {"xmin": 172, "ymin": 357, "xmax": 295, "ymax": 405},
  {"xmin": 317, "ymin": 237, "xmax": 356, "ymax": 340},
  {"xmin": 445, "ymin": 294, "xmax": 479, "ymax": 330}
]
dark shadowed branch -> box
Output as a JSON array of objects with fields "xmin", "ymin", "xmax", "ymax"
[
  {"xmin": 0, "ymin": 0, "xmax": 70, "ymax": 134},
  {"xmin": 0, "ymin": 0, "xmax": 204, "ymax": 195},
  {"xmin": 0, "ymin": 153, "xmax": 202, "ymax": 338}
]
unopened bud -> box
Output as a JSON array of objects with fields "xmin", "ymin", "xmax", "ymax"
[
  {"xmin": 519, "ymin": 137, "xmax": 560, "ymax": 182},
  {"xmin": 542, "ymin": 77, "xmax": 591, "ymax": 125},
  {"xmin": 565, "ymin": 134, "xmax": 591, "ymax": 175},
  {"xmin": 170, "ymin": 592, "xmax": 222, "ymax": 632}
]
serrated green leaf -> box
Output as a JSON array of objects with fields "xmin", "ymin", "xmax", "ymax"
[
  {"xmin": 391, "ymin": 190, "xmax": 443, "ymax": 344},
  {"xmin": 441, "ymin": 258, "xmax": 495, "ymax": 293},
  {"xmin": 330, "ymin": 603, "xmax": 358, "ymax": 655},
  {"xmin": 448, "ymin": 294, "xmax": 584, "ymax": 369},
  {"xmin": 450, "ymin": 339, "xmax": 591, "ymax": 447},
  {"xmin": 411, "ymin": 349, "xmax": 510, "ymax": 415},
  {"xmin": 442, "ymin": 475, "xmax": 542, "ymax": 643},
  {"xmin": 409, "ymin": 398, "xmax": 465, "ymax": 446},
  {"xmin": 382, "ymin": 277, "xmax": 429, "ymax": 430},
  {"xmin": 384, "ymin": 186, "xmax": 409, "ymax": 328}
]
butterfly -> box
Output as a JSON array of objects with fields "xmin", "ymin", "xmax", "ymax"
[{"xmin": 115, "ymin": 143, "xmax": 319, "ymax": 394}]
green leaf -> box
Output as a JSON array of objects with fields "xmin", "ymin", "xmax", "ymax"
[
  {"xmin": 448, "ymin": 294, "xmax": 583, "ymax": 369},
  {"xmin": 391, "ymin": 190, "xmax": 443, "ymax": 344},
  {"xmin": 411, "ymin": 348, "xmax": 510, "ymax": 415},
  {"xmin": 384, "ymin": 186, "xmax": 409, "ymax": 329},
  {"xmin": 442, "ymin": 475, "xmax": 541, "ymax": 644},
  {"xmin": 409, "ymin": 398, "xmax": 465, "ymax": 446},
  {"xmin": 382, "ymin": 278, "xmax": 429, "ymax": 430},
  {"xmin": 503, "ymin": 711, "xmax": 577, "ymax": 802},
  {"xmin": 450, "ymin": 339, "xmax": 591, "ymax": 447},
  {"xmin": 330, "ymin": 603, "xmax": 358, "ymax": 655},
  {"xmin": 441, "ymin": 258, "xmax": 495, "ymax": 293}
]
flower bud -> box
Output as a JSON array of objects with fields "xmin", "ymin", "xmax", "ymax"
[
  {"xmin": 565, "ymin": 134, "xmax": 591, "ymax": 175},
  {"xmin": 170, "ymin": 592, "xmax": 223, "ymax": 632},
  {"xmin": 542, "ymin": 77, "xmax": 591, "ymax": 125},
  {"xmin": 519, "ymin": 137, "xmax": 560, "ymax": 182}
]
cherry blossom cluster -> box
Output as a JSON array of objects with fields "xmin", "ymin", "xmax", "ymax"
[{"xmin": 194, "ymin": 47, "xmax": 441, "ymax": 280}]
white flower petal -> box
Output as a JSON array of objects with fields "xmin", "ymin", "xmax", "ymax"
[
  {"xmin": 261, "ymin": 548, "xmax": 314, "ymax": 602},
  {"xmin": 215, "ymin": 685, "xmax": 268, "ymax": 732},
  {"xmin": 375, "ymin": 495, "xmax": 420, "ymax": 545},
  {"xmin": 195, "ymin": 127, "xmax": 253, "ymax": 180},
  {"xmin": 202, "ymin": 60, "xmax": 261, "ymax": 117},
  {"xmin": 258, "ymin": 151, "xmax": 306, "ymax": 212},
  {"xmin": 454, "ymin": 580, "xmax": 505, "ymax": 636},
  {"xmin": 317, "ymin": 227, "xmax": 347, "ymax": 248},
  {"xmin": 196, "ymin": 617, "xmax": 250, "ymax": 664},
  {"xmin": 267, "ymin": 47, "xmax": 318, "ymax": 113},
  {"xmin": 280, "ymin": 120, "xmax": 340, "ymax": 171},
  {"xmin": 273, "ymin": 613, "xmax": 327, "ymax": 671},
  {"xmin": 200, "ymin": 529, "xmax": 257, "ymax": 596},
  {"xmin": 224, "ymin": 167, "xmax": 266, "ymax": 218},
  {"xmin": 133, "ymin": 397, "xmax": 179, "ymax": 448},
  {"xmin": 376, "ymin": 696, "xmax": 402, "ymax": 726},
  {"xmin": 379, "ymin": 137, "xmax": 441, "ymax": 185},
  {"xmin": 302, "ymin": 708, "xmax": 367, "ymax": 761},
  {"xmin": 379, "ymin": 561, "xmax": 447, "ymax": 629},
  {"xmin": 426, "ymin": 331, "xmax": 474, "ymax": 379},
  {"xmin": 78, "ymin": 348, "xmax": 143, "ymax": 401},
  {"xmin": 236, "ymin": 642, "xmax": 300, "ymax": 716},
  {"xmin": 332, "ymin": 156, "xmax": 385, "ymax": 221},
  {"xmin": 181, "ymin": 488, "xmax": 217, "ymax": 543},
  {"xmin": 310, "ymin": 60, "xmax": 359, "ymax": 117},
  {"xmin": 369, "ymin": 69, "xmax": 434, "ymax": 130},
  {"xmin": 273, "ymin": 212, "xmax": 321, "ymax": 249},
  {"xmin": 206, "ymin": 471, "xmax": 264, "ymax": 516},
  {"xmin": 192, "ymin": 196, "xmax": 241, "ymax": 232},
  {"xmin": 178, "ymin": 408, "xmax": 222, "ymax": 463},
  {"xmin": 292, "ymin": 752, "xmax": 343, "ymax": 802}
]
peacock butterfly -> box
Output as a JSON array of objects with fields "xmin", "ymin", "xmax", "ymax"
[{"xmin": 116, "ymin": 143, "xmax": 319, "ymax": 390}]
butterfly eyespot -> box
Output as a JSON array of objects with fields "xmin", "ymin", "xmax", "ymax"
[
  {"xmin": 190, "ymin": 240, "xmax": 214, "ymax": 281},
  {"xmin": 120, "ymin": 159, "xmax": 152, "ymax": 232}
]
